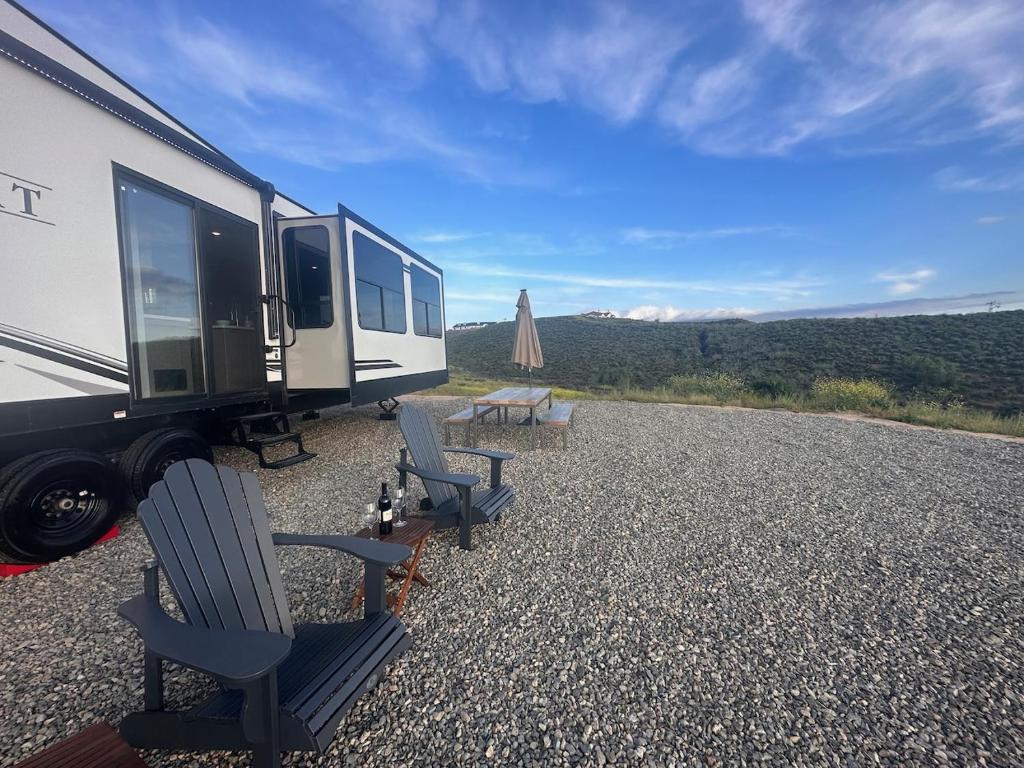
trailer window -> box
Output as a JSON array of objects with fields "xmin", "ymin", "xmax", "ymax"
[
  {"xmin": 353, "ymin": 231, "xmax": 406, "ymax": 333},
  {"xmin": 283, "ymin": 226, "xmax": 332, "ymax": 328},
  {"xmin": 411, "ymin": 265, "xmax": 443, "ymax": 337},
  {"xmin": 118, "ymin": 181, "xmax": 206, "ymax": 399}
]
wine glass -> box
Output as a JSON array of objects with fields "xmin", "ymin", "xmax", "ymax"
[
  {"xmin": 394, "ymin": 487, "xmax": 407, "ymax": 527},
  {"xmin": 362, "ymin": 502, "xmax": 378, "ymax": 539}
]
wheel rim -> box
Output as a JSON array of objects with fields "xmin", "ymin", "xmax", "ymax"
[
  {"xmin": 31, "ymin": 480, "xmax": 105, "ymax": 539},
  {"xmin": 146, "ymin": 448, "xmax": 190, "ymax": 489}
]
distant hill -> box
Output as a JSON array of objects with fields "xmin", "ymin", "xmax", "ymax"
[{"xmin": 446, "ymin": 310, "xmax": 1024, "ymax": 413}]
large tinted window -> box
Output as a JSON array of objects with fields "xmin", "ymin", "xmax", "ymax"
[
  {"xmin": 411, "ymin": 265, "xmax": 443, "ymax": 337},
  {"xmin": 353, "ymin": 231, "xmax": 406, "ymax": 333},
  {"xmin": 118, "ymin": 180, "xmax": 205, "ymax": 399},
  {"xmin": 283, "ymin": 226, "xmax": 332, "ymax": 328}
]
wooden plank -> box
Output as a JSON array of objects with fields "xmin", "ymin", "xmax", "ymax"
[
  {"xmin": 445, "ymin": 405, "xmax": 496, "ymax": 424},
  {"xmin": 239, "ymin": 470, "xmax": 294, "ymax": 637},
  {"xmin": 290, "ymin": 614, "xmax": 395, "ymax": 720},
  {"xmin": 538, "ymin": 403, "xmax": 574, "ymax": 427},
  {"xmin": 400, "ymin": 406, "xmax": 457, "ymax": 507},
  {"xmin": 188, "ymin": 461, "xmax": 267, "ymax": 633},
  {"xmin": 217, "ymin": 465, "xmax": 287, "ymax": 634},
  {"xmin": 306, "ymin": 619, "xmax": 406, "ymax": 733},
  {"xmin": 474, "ymin": 386, "xmax": 551, "ymax": 407},
  {"xmin": 351, "ymin": 517, "xmax": 433, "ymax": 547},
  {"xmin": 12, "ymin": 723, "xmax": 148, "ymax": 768},
  {"xmin": 140, "ymin": 482, "xmax": 221, "ymax": 629},
  {"xmin": 166, "ymin": 462, "xmax": 244, "ymax": 631}
]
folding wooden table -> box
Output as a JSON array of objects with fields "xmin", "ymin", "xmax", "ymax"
[{"xmin": 350, "ymin": 517, "xmax": 433, "ymax": 617}]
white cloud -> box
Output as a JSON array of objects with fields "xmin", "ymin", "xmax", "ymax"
[
  {"xmin": 623, "ymin": 290, "xmax": 1024, "ymax": 323},
  {"xmin": 446, "ymin": 261, "xmax": 824, "ymax": 299},
  {"xmin": 875, "ymin": 268, "xmax": 936, "ymax": 295},
  {"xmin": 935, "ymin": 166, "xmax": 1024, "ymax": 192},
  {"xmin": 334, "ymin": 0, "xmax": 692, "ymax": 123},
  {"xmin": 162, "ymin": 19, "xmax": 330, "ymax": 106},
  {"xmin": 36, "ymin": 4, "xmax": 557, "ymax": 189},
  {"xmin": 413, "ymin": 232, "xmax": 483, "ymax": 243},
  {"xmin": 977, "ymin": 215, "xmax": 1006, "ymax": 225},
  {"xmin": 623, "ymin": 305, "xmax": 760, "ymax": 322},
  {"xmin": 660, "ymin": 0, "xmax": 1024, "ymax": 156},
  {"xmin": 435, "ymin": 4, "xmax": 692, "ymax": 123},
  {"xmin": 622, "ymin": 225, "xmax": 799, "ymax": 244},
  {"xmin": 751, "ymin": 290, "xmax": 1024, "ymax": 320}
]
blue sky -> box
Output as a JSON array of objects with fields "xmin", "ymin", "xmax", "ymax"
[{"xmin": 31, "ymin": 0, "xmax": 1024, "ymax": 324}]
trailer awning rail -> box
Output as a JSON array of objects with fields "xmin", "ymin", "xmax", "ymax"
[{"xmin": 0, "ymin": 29, "xmax": 273, "ymax": 196}]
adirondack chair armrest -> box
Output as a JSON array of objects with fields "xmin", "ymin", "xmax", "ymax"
[
  {"xmin": 117, "ymin": 595, "xmax": 292, "ymax": 684},
  {"xmin": 443, "ymin": 447, "xmax": 515, "ymax": 461},
  {"xmin": 395, "ymin": 462, "xmax": 480, "ymax": 489},
  {"xmin": 443, "ymin": 447, "xmax": 514, "ymax": 487},
  {"xmin": 271, "ymin": 533, "xmax": 413, "ymax": 566}
]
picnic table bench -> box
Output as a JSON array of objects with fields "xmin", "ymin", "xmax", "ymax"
[
  {"xmin": 537, "ymin": 403, "xmax": 575, "ymax": 448},
  {"xmin": 444, "ymin": 404, "xmax": 498, "ymax": 445}
]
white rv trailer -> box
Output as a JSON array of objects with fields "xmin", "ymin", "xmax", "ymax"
[{"xmin": 0, "ymin": 1, "xmax": 448, "ymax": 562}]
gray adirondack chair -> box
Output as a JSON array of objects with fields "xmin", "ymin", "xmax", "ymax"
[
  {"xmin": 396, "ymin": 404, "xmax": 515, "ymax": 550},
  {"xmin": 117, "ymin": 459, "xmax": 413, "ymax": 768}
]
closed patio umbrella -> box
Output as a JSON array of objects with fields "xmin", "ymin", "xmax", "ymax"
[{"xmin": 512, "ymin": 289, "xmax": 543, "ymax": 386}]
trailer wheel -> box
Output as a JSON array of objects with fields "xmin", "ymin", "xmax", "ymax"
[
  {"xmin": 119, "ymin": 428, "xmax": 213, "ymax": 509},
  {"xmin": 0, "ymin": 450, "xmax": 119, "ymax": 563}
]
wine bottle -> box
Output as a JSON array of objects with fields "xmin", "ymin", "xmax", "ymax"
[{"xmin": 378, "ymin": 482, "xmax": 393, "ymax": 536}]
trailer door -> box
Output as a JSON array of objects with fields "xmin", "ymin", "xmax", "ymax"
[{"xmin": 277, "ymin": 216, "xmax": 349, "ymax": 392}]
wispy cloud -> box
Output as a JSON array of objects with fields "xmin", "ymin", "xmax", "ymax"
[
  {"xmin": 622, "ymin": 290, "xmax": 1024, "ymax": 323},
  {"xmin": 623, "ymin": 305, "xmax": 761, "ymax": 322},
  {"xmin": 875, "ymin": 268, "xmax": 936, "ymax": 295},
  {"xmin": 935, "ymin": 166, "xmax": 1024, "ymax": 192},
  {"xmin": 446, "ymin": 261, "xmax": 824, "ymax": 299},
  {"xmin": 622, "ymin": 225, "xmax": 800, "ymax": 245},
  {"xmin": 161, "ymin": 18, "xmax": 329, "ymax": 106},
  {"xmin": 328, "ymin": 1, "xmax": 692, "ymax": 123},
  {"xmin": 340, "ymin": 0, "xmax": 1024, "ymax": 159},
  {"xmin": 659, "ymin": 0, "xmax": 1024, "ymax": 156},
  {"xmin": 412, "ymin": 232, "xmax": 483, "ymax": 244},
  {"xmin": 977, "ymin": 215, "xmax": 1006, "ymax": 225},
  {"xmin": 749, "ymin": 290, "xmax": 1024, "ymax": 321},
  {"xmin": 36, "ymin": 3, "xmax": 557, "ymax": 189}
]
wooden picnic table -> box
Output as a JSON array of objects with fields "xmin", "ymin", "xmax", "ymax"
[{"xmin": 472, "ymin": 386, "xmax": 552, "ymax": 449}]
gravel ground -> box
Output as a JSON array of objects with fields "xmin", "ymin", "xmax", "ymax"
[{"xmin": 1, "ymin": 397, "xmax": 1022, "ymax": 767}]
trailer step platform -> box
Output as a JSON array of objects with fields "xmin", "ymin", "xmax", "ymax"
[{"xmin": 223, "ymin": 411, "xmax": 317, "ymax": 470}]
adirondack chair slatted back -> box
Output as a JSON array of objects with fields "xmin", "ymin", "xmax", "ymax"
[
  {"xmin": 398, "ymin": 405, "xmax": 458, "ymax": 508},
  {"xmin": 138, "ymin": 459, "xmax": 294, "ymax": 637}
]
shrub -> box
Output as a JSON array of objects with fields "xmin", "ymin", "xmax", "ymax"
[
  {"xmin": 903, "ymin": 354, "xmax": 961, "ymax": 393},
  {"xmin": 810, "ymin": 377, "xmax": 892, "ymax": 411},
  {"xmin": 750, "ymin": 376, "xmax": 795, "ymax": 399},
  {"xmin": 667, "ymin": 371, "xmax": 747, "ymax": 401}
]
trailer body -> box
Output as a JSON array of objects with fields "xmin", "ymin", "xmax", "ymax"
[{"xmin": 0, "ymin": 1, "xmax": 448, "ymax": 561}]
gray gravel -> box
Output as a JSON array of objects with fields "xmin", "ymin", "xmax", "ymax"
[{"xmin": 1, "ymin": 398, "xmax": 1023, "ymax": 767}]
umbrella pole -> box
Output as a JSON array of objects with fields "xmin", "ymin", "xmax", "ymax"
[{"xmin": 518, "ymin": 367, "xmax": 539, "ymax": 426}]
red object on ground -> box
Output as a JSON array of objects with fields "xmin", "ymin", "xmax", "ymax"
[
  {"xmin": 0, "ymin": 525, "xmax": 120, "ymax": 578},
  {"xmin": 11, "ymin": 721, "xmax": 148, "ymax": 768}
]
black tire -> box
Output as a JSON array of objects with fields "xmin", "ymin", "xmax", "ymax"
[
  {"xmin": 119, "ymin": 428, "xmax": 213, "ymax": 509},
  {"xmin": 0, "ymin": 450, "xmax": 119, "ymax": 563}
]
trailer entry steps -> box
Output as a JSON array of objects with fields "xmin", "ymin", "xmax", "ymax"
[{"xmin": 224, "ymin": 411, "xmax": 317, "ymax": 470}]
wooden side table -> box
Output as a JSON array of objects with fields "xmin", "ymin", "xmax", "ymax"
[{"xmin": 350, "ymin": 517, "xmax": 433, "ymax": 617}]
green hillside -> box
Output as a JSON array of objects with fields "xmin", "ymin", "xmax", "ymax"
[{"xmin": 446, "ymin": 310, "xmax": 1024, "ymax": 413}]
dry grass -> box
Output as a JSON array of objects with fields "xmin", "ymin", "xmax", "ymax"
[{"xmin": 424, "ymin": 370, "xmax": 1024, "ymax": 439}]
